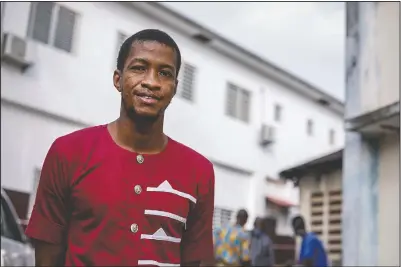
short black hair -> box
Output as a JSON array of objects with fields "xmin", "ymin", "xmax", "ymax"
[
  {"xmin": 291, "ymin": 215, "xmax": 305, "ymax": 228},
  {"xmin": 116, "ymin": 29, "xmax": 182, "ymax": 75},
  {"xmin": 237, "ymin": 209, "xmax": 248, "ymax": 219}
]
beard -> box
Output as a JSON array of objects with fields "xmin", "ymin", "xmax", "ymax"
[{"xmin": 121, "ymin": 96, "xmax": 169, "ymax": 125}]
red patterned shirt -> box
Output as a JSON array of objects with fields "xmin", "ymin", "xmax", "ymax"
[{"xmin": 26, "ymin": 125, "xmax": 215, "ymax": 266}]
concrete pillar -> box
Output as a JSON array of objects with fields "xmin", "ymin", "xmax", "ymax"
[{"xmin": 343, "ymin": 3, "xmax": 380, "ymax": 266}]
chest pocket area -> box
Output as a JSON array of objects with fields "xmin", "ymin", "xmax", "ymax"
[{"xmin": 144, "ymin": 180, "xmax": 196, "ymax": 237}]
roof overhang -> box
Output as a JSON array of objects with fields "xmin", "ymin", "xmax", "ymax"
[
  {"xmin": 279, "ymin": 149, "xmax": 343, "ymax": 181},
  {"xmin": 345, "ymin": 101, "xmax": 400, "ymax": 136},
  {"xmin": 265, "ymin": 195, "xmax": 297, "ymax": 208},
  {"xmin": 127, "ymin": 2, "xmax": 344, "ymax": 116}
]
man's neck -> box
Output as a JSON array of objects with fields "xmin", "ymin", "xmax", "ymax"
[{"xmin": 111, "ymin": 114, "xmax": 167, "ymax": 154}]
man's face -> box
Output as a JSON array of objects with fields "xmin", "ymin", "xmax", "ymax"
[
  {"xmin": 113, "ymin": 40, "xmax": 178, "ymax": 120},
  {"xmin": 293, "ymin": 221, "xmax": 304, "ymax": 236}
]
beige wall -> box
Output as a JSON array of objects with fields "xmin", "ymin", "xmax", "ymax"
[
  {"xmin": 298, "ymin": 170, "xmax": 342, "ymax": 263},
  {"xmin": 359, "ymin": 2, "xmax": 399, "ymax": 115},
  {"xmin": 378, "ymin": 133, "xmax": 400, "ymax": 266}
]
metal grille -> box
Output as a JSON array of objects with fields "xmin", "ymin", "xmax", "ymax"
[
  {"xmin": 328, "ymin": 190, "xmax": 342, "ymax": 263},
  {"xmin": 213, "ymin": 207, "xmax": 233, "ymax": 229},
  {"xmin": 240, "ymin": 89, "xmax": 250, "ymax": 122},
  {"xmin": 310, "ymin": 191, "xmax": 324, "ymax": 237},
  {"xmin": 179, "ymin": 63, "xmax": 196, "ymax": 101}
]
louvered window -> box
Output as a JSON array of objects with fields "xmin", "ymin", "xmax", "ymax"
[
  {"xmin": 28, "ymin": 2, "xmax": 77, "ymax": 53},
  {"xmin": 226, "ymin": 83, "xmax": 251, "ymax": 123},
  {"xmin": 213, "ymin": 207, "xmax": 233, "ymax": 229},
  {"xmin": 328, "ymin": 189, "xmax": 342, "ymax": 264},
  {"xmin": 178, "ymin": 63, "xmax": 196, "ymax": 102},
  {"xmin": 310, "ymin": 191, "xmax": 324, "ymax": 237}
]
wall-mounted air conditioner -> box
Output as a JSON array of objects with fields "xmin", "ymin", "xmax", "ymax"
[
  {"xmin": 260, "ymin": 124, "xmax": 276, "ymax": 146},
  {"xmin": 1, "ymin": 32, "xmax": 35, "ymax": 71}
]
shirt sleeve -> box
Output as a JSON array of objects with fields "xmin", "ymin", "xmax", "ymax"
[
  {"xmin": 25, "ymin": 139, "xmax": 70, "ymax": 245},
  {"xmin": 180, "ymin": 163, "xmax": 215, "ymax": 264},
  {"xmin": 302, "ymin": 236, "xmax": 317, "ymax": 259}
]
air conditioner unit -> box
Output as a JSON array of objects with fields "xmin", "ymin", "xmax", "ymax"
[
  {"xmin": 260, "ymin": 124, "xmax": 275, "ymax": 146},
  {"xmin": 1, "ymin": 32, "xmax": 34, "ymax": 71}
]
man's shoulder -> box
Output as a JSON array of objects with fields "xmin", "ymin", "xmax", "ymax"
[
  {"xmin": 52, "ymin": 125, "xmax": 105, "ymax": 155},
  {"xmin": 170, "ymin": 137, "xmax": 213, "ymax": 171}
]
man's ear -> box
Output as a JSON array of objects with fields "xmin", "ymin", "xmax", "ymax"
[{"xmin": 113, "ymin": 70, "xmax": 122, "ymax": 93}]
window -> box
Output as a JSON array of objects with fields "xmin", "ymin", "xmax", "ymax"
[
  {"xmin": 328, "ymin": 190, "xmax": 342, "ymax": 264},
  {"xmin": 274, "ymin": 104, "xmax": 282, "ymax": 122},
  {"xmin": 213, "ymin": 207, "xmax": 233, "ymax": 229},
  {"xmin": 27, "ymin": 168, "xmax": 41, "ymax": 219},
  {"xmin": 178, "ymin": 63, "xmax": 196, "ymax": 102},
  {"xmin": 27, "ymin": 2, "xmax": 77, "ymax": 53},
  {"xmin": 226, "ymin": 83, "xmax": 251, "ymax": 123},
  {"xmin": 310, "ymin": 191, "xmax": 324, "ymax": 237},
  {"xmin": 115, "ymin": 31, "xmax": 127, "ymax": 68},
  {"xmin": 329, "ymin": 129, "xmax": 335, "ymax": 145},
  {"xmin": 307, "ymin": 119, "xmax": 314, "ymax": 136}
]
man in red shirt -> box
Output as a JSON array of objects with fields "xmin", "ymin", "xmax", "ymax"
[{"xmin": 25, "ymin": 29, "xmax": 215, "ymax": 267}]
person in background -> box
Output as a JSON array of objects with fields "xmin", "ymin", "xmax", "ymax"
[
  {"xmin": 214, "ymin": 209, "xmax": 251, "ymax": 267},
  {"xmin": 251, "ymin": 217, "xmax": 262, "ymax": 238},
  {"xmin": 250, "ymin": 217, "xmax": 275, "ymax": 267},
  {"xmin": 292, "ymin": 215, "xmax": 328, "ymax": 267}
]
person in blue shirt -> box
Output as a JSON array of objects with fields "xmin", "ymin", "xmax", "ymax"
[{"xmin": 292, "ymin": 215, "xmax": 329, "ymax": 267}]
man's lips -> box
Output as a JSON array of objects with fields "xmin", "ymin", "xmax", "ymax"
[{"xmin": 135, "ymin": 93, "xmax": 159, "ymax": 104}]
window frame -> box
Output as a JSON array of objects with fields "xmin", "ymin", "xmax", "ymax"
[
  {"xmin": 27, "ymin": 2, "xmax": 78, "ymax": 53},
  {"xmin": 225, "ymin": 82, "xmax": 251, "ymax": 123}
]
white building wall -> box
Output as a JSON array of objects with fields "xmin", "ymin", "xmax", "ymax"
[
  {"xmin": 357, "ymin": 3, "xmax": 399, "ymax": 115},
  {"xmin": 1, "ymin": 2, "xmax": 344, "ymax": 228}
]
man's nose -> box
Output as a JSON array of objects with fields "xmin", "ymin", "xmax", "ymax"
[{"xmin": 141, "ymin": 69, "xmax": 161, "ymax": 90}]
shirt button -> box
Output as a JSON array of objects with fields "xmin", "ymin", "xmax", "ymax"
[
  {"xmin": 136, "ymin": 154, "xmax": 144, "ymax": 164},
  {"xmin": 134, "ymin": 185, "xmax": 142, "ymax": 194},
  {"xmin": 130, "ymin": 223, "xmax": 138, "ymax": 233}
]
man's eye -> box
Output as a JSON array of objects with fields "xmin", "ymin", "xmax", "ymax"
[
  {"xmin": 131, "ymin": 66, "xmax": 146, "ymax": 71},
  {"xmin": 160, "ymin": 70, "xmax": 173, "ymax": 77}
]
